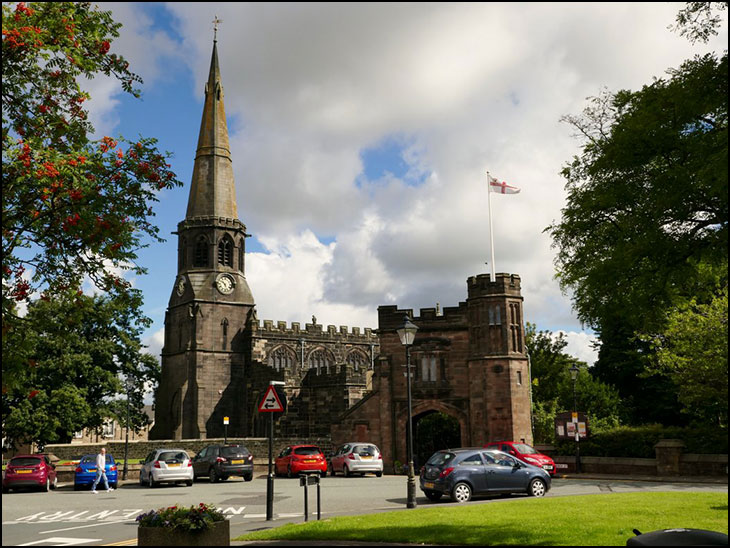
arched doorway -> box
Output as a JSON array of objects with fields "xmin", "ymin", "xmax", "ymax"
[{"xmin": 414, "ymin": 411, "xmax": 461, "ymax": 469}]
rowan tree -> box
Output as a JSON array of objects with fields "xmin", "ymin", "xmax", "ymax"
[{"xmin": 2, "ymin": 2, "xmax": 182, "ymax": 395}]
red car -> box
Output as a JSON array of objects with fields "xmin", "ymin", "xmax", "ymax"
[
  {"xmin": 3, "ymin": 454, "xmax": 58, "ymax": 492},
  {"xmin": 483, "ymin": 441, "xmax": 556, "ymax": 476},
  {"xmin": 274, "ymin": 445, "xmax": 327, "ymax": 477}
]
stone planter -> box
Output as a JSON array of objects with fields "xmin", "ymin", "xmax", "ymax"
[{"xmin": 138, "ymin": 519, "xmax": 230, "ymax": 546}]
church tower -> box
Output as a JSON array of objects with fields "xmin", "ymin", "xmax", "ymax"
[{"xmin": 151, "ymin": 38, "xmax": 254, "ymax": 440}]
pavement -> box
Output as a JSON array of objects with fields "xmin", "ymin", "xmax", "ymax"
[{"xmin": 228, "ymin": 472, "xmax": 728, "ymax": 546}]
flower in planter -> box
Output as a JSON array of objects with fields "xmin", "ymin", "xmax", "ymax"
[{"xmin": 136, "ymin": 503, "xmax": 225, "ymax": 532}]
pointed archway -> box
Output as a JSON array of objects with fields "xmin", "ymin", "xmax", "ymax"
[{"xmin": 414, "ymin": 411, "xmax": 461, "ymax": 469}]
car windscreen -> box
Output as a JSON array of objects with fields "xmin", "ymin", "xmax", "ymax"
[
  {"xmin": 426, "ymin": 452, "xmax": 456, "ymax": 466},
  {"xmin": 294, "ymin": 447, "xmax": 321, "ymax": 455},
  {"xmin": 352, "ymin": 445, "xmax": 377, "ymax": 456},
  {"xmin": 221, "ymin": 446, "xmax": 249, "ymax": 457},
  {"xmin": 80, "ymin": 455, "xmax": 113, "ymax": 464},
  {"xmin": 9, "ymin": 457, "xmax": 41, "ymax": 467},
  {"xmin": 512, "ymin": 444, "xmax": 538, "ymax": 455},
  {"xmin": 158, "ymin": 451, "xmax": 188, "ymax": 462}
]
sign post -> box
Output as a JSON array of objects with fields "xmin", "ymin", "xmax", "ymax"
[
  {"xmin": 259, "ymin": 382, "xmax": 286, "ymax": 521},
  {"xmin": 223, "ymin": 416, "xmax": 229, "ymax": 444}
]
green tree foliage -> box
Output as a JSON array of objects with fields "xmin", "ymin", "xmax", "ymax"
[
  {"xmin": 547, "ymin": 6, "xmax": 727, "ymax": 425},
  {"xmin": 643, "ymin": 285, "xmax": 728, "ymax": 425},
  {"xmin": 2, "ymin": 2, "xmax": 182, "ymax": 390},
  {"xmin": 548, "ymin": 52, "xmax": 727, "ymax": 333},
  {"xmin": 526, "ymin": 324, "xmax": 621, "ymax": 442},
  {"xmin": 2, "ymin": 290, "xmax": 158, "ymax": 449}
]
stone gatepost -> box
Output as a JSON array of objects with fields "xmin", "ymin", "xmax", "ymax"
[{"xmin": 654, "ymin": 439, "xmax": 685, "ymax": 476}]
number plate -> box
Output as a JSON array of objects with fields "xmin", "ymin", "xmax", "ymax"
[
  {"xmin": 304, "ymin": 459, "xmax": 316, "ymax": 463},
  {"xmin": 543, "ymin": 465, "xmax": 554, "ymax": 470},
  {"xmin": 424, "ymin": 481, "xmax": 435, "ymax": 489},
  {"xmin": 88, "ymin": 468, "xmax": 97, "ymax": 472},
  {"xmin": 360, "ymin": 456, "xmax": 372, "ymax": 460},
  {"xmin": 16, "ymin": 469, "xmax": 33, "ymax": 474},
  {"xmin": 231, "ymin": 460, "xmax": 244, "ymax": 464},
  {"xmin": 167, "ymin": 463, "xmax": 181, "ymax": 468}
]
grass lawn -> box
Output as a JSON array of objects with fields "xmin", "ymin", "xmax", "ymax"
[{"xmin": 236, "ymin": 492, "xmax": 728, "ymax": 546}]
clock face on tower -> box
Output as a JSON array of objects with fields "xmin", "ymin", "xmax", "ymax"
[{"xmin": 215, "ymin": 273, "xmax": 235, "ymax": 295}]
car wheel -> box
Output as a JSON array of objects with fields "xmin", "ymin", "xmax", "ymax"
[
  {"xmin": 110, "ymin": 482, "xmax": 117, "ymax": 489},
  {"xmin": 424, "ymin": 490, "xmax": 443, "ymax": 501},
  {"xmin": 51, "ymin": 477, "xmax": 58, "ymax": 490},
  {"xmin": 375, "ymin": 471, "xmax": 382, "ymax": 477},
  {"xmin": 528, "ymin": 478, "xmax": 546, "ymax": 497},
  {"xmin": 186, "ymin": 479, "xmax": 193, "ymax": 486},
  {"xmin": 42, "ymin": 478, "xmax": 50, "ymax": 492},
  {"xmin": 209, "ymin": 468, "xmax": 218, "ymax": 483},
  {"xmin": 139, "ymin": 473, "xmax": 145, "ymax": 486},
  {"xmin": 451, "ymin": 482, "xmax": 472, "ymax": 503},
  {"xmin": 344, "ymin": 464, "xmax": 351, "ymax": 477},
  {"xmin": 148, "ymin": 474, "xmax": 156, "ymax": 488},
  {"xmin": 287, "ymin": 465, "xmax": 293, "ymax": 479},
  {"xmin": 244, "ymin": 474, "xmax": 253, "ymax": 482}
]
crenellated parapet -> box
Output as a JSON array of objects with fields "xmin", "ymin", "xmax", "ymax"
[
  {"xmin": 377, "ymin": 302, "xmax": 469, "ymax": 333},
  {"xmin": 467, "ymin": 272, "xmax": 522, "ymax": 298}
]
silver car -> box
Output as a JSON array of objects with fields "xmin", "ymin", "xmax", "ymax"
[
  {"xmin": 328, "ymin": 443, "xmax": 383, "ymax": 477},
  {"xmin": 139, "ymin": 449, "xmax": 194, "ymax": 487}
]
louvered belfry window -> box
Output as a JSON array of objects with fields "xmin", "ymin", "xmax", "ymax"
[{"xmin": 218, "ymin": 237, "xmax": 232, "ymax": 266}]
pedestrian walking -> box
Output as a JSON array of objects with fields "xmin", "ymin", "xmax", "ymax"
[{"xmin": 91, "ymin": 447, "xmax": 114, "ymax": 494}]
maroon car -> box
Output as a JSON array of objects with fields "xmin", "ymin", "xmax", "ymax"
[
  {"xmin": 3, "ymin": 454, "xmax": 58, "ymax": 492},
  {"xmin": 483, "ymin": 441, "xmax": 556, "ymax": 476}
]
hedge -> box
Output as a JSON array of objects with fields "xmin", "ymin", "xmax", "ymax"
[{"xmin": 553, "ymin": 424, "xmax": 728, "ymax": 458}]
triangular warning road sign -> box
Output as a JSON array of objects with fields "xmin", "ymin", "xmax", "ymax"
[{"xmin": 258, "ymin": 385, "xmax": 285, "ymax": 412}]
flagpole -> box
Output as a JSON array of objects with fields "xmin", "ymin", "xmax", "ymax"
[{"xmin": 486, "ymin": 171, "xmax": 496, "ymax": 281}]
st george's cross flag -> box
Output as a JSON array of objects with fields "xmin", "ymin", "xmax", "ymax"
[{"xmin": 488, "ymin": 174, "xmax": 520, "ymax": 194}]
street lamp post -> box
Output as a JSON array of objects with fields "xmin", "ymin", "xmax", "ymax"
[
  {"xmin": 397, "ymin": 315, "xmax": 419, "ymax": 509},
  {"xmin": 122, "ymin": 376, "xmax": 134, "ymax": 481},
  {"xmin": 569, "ymin": 364, "xmax": 581, "ymax": 474}
]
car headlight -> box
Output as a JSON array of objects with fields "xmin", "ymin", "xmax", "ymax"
[{"xmin": 525, "ymin": 457, "xmax": 539, "ymax": 464}]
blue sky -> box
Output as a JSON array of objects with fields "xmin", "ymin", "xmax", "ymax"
[{"xmin": 71, "ymin": 2, "xmax": 727, "ymax": 367}]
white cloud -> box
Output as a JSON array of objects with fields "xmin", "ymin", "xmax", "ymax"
[{"xmin": 147, "ymin": 3, "xmax": 727, "ymax": 340}]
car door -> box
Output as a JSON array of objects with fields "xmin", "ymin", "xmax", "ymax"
[
  {"xmin": 193, "ymin": 446, "xmax": 208, "ymax": 475},
  {"xmin": 485, "ymin": 452, "xmax": 530, "ymax": 492},
  {"xmin": 141, "ymin": 451, "xmax": 155, "ymax": 481},
  {"xmin": 275, "ymin": 447, "xmax": 291, "ymax": 475},
  {"xmin": 457, "ymin": 453, "xmax": 489, "ymax": 494},
  {"xmin": 333, "ymin": 445, "xmax": 348, "ymax": 473}
]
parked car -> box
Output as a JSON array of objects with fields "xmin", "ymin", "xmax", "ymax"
[
  {"xmin": 139, "ymin": 449, "xmax": 194, "ymax": 487},
  {"xmin": 192, "ymin": 444, "xmax": 254, "ymax": 482},
  {"xmin": 74, "ymin": 453, "xmax": 118, "ymax": 490},
  {"xmin": 420, "ymin": 448, "xmax": 551, "ymax": 503},
  {"xmin": 275, "ymin": 445, "xmax": 327, "ymax": 477},
  {"xmin": 329, "ymin": 443, "xmax": 383, "ymax": 477},
  {"xmin": 3, "ymin": 454, "xmax": 58, "ymax": 493},
  {"xmin": 483, "ymin": 441, "xmax": 556, "ymax": 476}
]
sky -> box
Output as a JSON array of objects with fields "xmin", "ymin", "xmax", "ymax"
[{"xmin": 77, "ymin": 2, "xmax": 728, "ymax": 368}]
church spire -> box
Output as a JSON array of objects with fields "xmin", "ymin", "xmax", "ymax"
[{"xmin": 185, "ymin": 33, "xmax": 237, "ymax": 220}]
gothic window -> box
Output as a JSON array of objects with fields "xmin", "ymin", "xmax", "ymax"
[
  {"xmin": 180, "ymin": 237, "xmax": 187, "ymax": 270},
  {"xmin": 309, "ymin": 348, "xmax": 332, "ymax": 374},
  {"xmin": 346, "ymin": 350, "xmax": 368, "ymax": 372},
  {"xmin": 268, "ymin": 346, "xmax": 294, "ymax": 372},
  {"xmin": 221, "ymin": 318, "xmax": 229, "ymax": 351},
  {"xmin": 509, "ymin": 303, "xmax": 522, "ymax": 352},
  {"xmin": 420, "ymin": 355, "xmax": 438, "ymax": 382},
  {"xmin": 218, "ymin": 236, "xmax": 233, "ymax": 267},
  {"xmin": 194, "ymin": 236, "xmax": 208, "ymax": 267},
  {"xmin": 489, "ymin": 305, "xmax": 501, "ymax": 325},
  {"xmin": 238, "ymin": 238, "xmax": 245, "ymax": 272}
]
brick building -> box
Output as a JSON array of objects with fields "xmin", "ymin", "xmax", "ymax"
[{"xmin": 150, "ymin": 39, "xmax": 532, "ymax": 468}]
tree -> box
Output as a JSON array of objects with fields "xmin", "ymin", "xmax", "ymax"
[
  {"xmin": 548, "ymin": 52, "xmax": 727, "ymax": 334},
  {"xmin": 547, "ymin": 15, "xmax": 727, "ymax": 425},
  {"xmin": 526, "ymin": 324, "xmax": 621, "ymax": 442},
  {"xmin": 643, "ymin": 285, "xmax": 728, "ymax": 425},
  {"xmin": 2, "ymin": 3, "xmax": 182, "ymax": 390},
  {"xmin": 1, "ymin": 290, "xmax": 159, "ymax": 449}
]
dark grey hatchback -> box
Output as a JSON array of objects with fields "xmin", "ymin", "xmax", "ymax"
[
  {"xmin": 192, "ymin": 444, "xmax": 254, "ymax": 483},
  {"xmin": 420, "ymin": 448, "xmax": 551, "ymax": 502}
]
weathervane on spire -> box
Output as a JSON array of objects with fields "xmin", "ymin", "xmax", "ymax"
[{"xmin": 213, "ymin": 15, "xmax": 222, "ymax": 42}]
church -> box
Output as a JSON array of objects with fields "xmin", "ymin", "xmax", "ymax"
[{"xmin": 150, "ymin": 39, "xmax": 533, "ymax": 469}]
